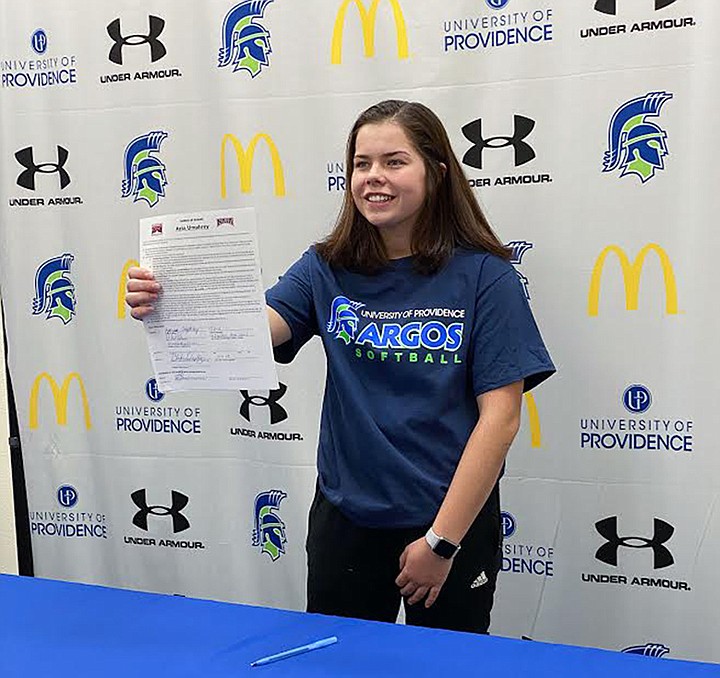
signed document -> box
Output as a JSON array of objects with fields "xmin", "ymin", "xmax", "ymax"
[{"xmin": 139, "ymin": 208, "xmax": 278, "ymax": 392}]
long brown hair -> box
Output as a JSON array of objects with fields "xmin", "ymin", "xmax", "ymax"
[{"xmin": 316, "ymin": 100, "xmax": 510, "ymax": 274}]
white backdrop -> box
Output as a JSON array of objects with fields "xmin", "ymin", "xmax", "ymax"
[{"xmin": 1, "ymin": 0, "xmax": 718, "ymax": 664}]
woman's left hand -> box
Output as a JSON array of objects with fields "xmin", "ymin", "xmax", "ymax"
[{"xmin": 395, "ymin": 537, "xmax": 453, "ymax": 608}]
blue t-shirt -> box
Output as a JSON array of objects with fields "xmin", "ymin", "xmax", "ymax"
[{"xmin": 266, "ymin": 247, "xmax": 555, "ymax": 528}]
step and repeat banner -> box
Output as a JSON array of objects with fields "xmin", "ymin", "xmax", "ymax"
[{"xmin": 1, "ymin": 0, "xmax": 719, "ymax": 664}]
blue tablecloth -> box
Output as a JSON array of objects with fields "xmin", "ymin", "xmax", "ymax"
[{"xmin": 0, "ymin": 574, "xmax": 718, "ymax": 677}]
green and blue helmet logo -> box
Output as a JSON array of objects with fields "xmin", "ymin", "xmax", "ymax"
[
  {"xmin": 33, "ymin": 253, "xmax": 76, "ymax": 324},
  {"xmin": 327, "ymin": 296, "xmax": 364, "ymax": 345},
  {"xmin": 603, "ymin": 91, "xmax": 673, "ymax": 183},
  {"xmin": 508, "ymin": 240, "xmax": 533, "ymax": 300},
  {"xmin": 622, "ymin": 644, "xmax": 670, "ymax": 658},
  {"xmin": 218, "ymin": 1, "xmax": 275, "ymax": 77},
  {"xmin": 252, "ymin": 490, "xmax": 287, "ymax": 561},
  {"xmin": 122, "ymin": 131, "xmax": 169, "ymax": 207}
]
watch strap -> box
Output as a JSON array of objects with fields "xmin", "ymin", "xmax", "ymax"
[{"xmin": 425, "ymin": 527, "xmax": 461, "ymax": 559}]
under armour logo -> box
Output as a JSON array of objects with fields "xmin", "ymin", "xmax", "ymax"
[
  {"xmin": 15, "ymin": 146, "xmax": 70, "ymax": 190},
  {"xmin": 131, "ymin": 489, "xmax": 190, "ymax": 533},
  {"xmin": 239, "ymin": 382, "xmax": 288, "ymax": 424},
  {"xmin": 594, "ymin": 0, "xmax": 678, "ymax": 15},
  {"xmin": 462, "ymin": 116, "xmax": 536, "ymax": 169},
  {"xmin": 595, "ymin": 516, "xmax": 674, "ymax": 569},
  {"xmin": 107, "ymin": 15, "xmax": 166, "ymax": 65}
]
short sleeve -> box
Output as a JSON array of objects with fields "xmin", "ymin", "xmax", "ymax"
[
  {"xmin": 265, "ymin": 249, "xmax": 319, "ymax": 364},
  {"xmin": 471, "ymin": 263, "xmax": 555, "ymax": 396}
]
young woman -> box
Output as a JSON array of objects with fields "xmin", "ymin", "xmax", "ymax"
[{"xmin": 126, "ymin": 99, "xmax": 555, "ymax": 633}]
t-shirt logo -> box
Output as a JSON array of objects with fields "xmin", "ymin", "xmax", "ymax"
[{"xmin": 327, "ymin": 295, "xmax": 365, "ymax": 345}]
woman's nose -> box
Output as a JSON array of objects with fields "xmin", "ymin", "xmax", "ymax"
[{"xmin": 366, "ymin": 162, "xmax": 384, "ymax": 182}]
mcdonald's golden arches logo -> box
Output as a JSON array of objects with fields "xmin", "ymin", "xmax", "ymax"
[
  {"xmin": 118, "ymin": 259, "xmax": 140, "ymax": 319},
  {"xmin": 29, "ymin": 372, "xmax": 92, "ymax": 430},
  {"xmin": 220, "ymin": 133, "xmax": 286, "ymax": 198},
  {"xmin": 524, "ymin": 392, "xmax": 542, "ymax": 449},
  {"xmin": 331, "ymin": 0, "xmax": 409, "ymax": 64},
  {"xmin": 588, "ymin": 244, "xmax": 679, "ymax": 316}
]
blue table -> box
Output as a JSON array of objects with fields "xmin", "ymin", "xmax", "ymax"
[{"xmin": 1, "ymin": 574, "xmax": 718, "ymax": 677}]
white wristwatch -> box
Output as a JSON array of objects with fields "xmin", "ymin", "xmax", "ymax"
[{"xmin": 425, "ymin": 527, "xmax": 461, "ymax": 559}]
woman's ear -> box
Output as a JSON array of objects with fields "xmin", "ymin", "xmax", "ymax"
[{"xmin": 439, "ymin": 162, "xmax": 447, "ymax": 177}]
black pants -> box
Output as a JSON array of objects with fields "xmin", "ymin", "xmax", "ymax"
[{"xmin": 306, "ymin": 485, "xmax": 502, "ymax": 634}]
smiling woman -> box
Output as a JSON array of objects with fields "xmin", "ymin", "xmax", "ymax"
[
  {"xmin": 266, "ymin": 100, "xmax": 555, "ymax": 633},
  {"xmin": 349, "ymin": 122, "xmax": 429, "ymax": 258},
  {"xmin": 125, "ymin": 99, "xmax": 555, "ymax": 635},
  {"xmin": 316, "ymin": 99, "xmax": 511, "ymax": 275}
]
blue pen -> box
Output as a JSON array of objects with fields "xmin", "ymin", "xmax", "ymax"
[{"xmin": 250, "ymin": 636, "xmax": 338, "ymax": 667}]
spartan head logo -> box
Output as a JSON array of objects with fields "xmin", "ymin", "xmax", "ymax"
[
  {"xmin": 603, "ymin": 91, "xmax": 673, "ymax": 183},
  {"xmin": 218, "ymin": 0, "xmax": 275, "ymax": 77},
  {"xmin": 622, "ymin": 644, "xmax": 670, "ymax": 658},
  {"xmin": 252, "ymin": 490, "xmax": 287, "ymax": 561},
  {"xmin": 326, "ymin": 295, "xmax": 364, "ymax": 345},
  {"xmin": 32, "ymin": 253, "xmax": 76, "ymax": 324},
  {"xmin": 507, "ymin": 240, "xmax": 533, "ymax": 300},
  {"xmin": 121, "ymin": 131, "xmax": 169, "ymax": 207}
]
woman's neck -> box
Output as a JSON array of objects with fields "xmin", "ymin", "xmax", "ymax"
[{"xmin": 380, "ymin": 226, "xmax": 413, "ymax": 260}]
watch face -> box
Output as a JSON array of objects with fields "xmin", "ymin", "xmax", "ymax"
[{"xmin": 433, "ymin": 538, "xmax": 458, "ymax": 559}]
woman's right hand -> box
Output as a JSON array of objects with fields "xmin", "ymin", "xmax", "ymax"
[{"xmin": 125, "ymin": 267, "xmax": 161, "ymax": 320}]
